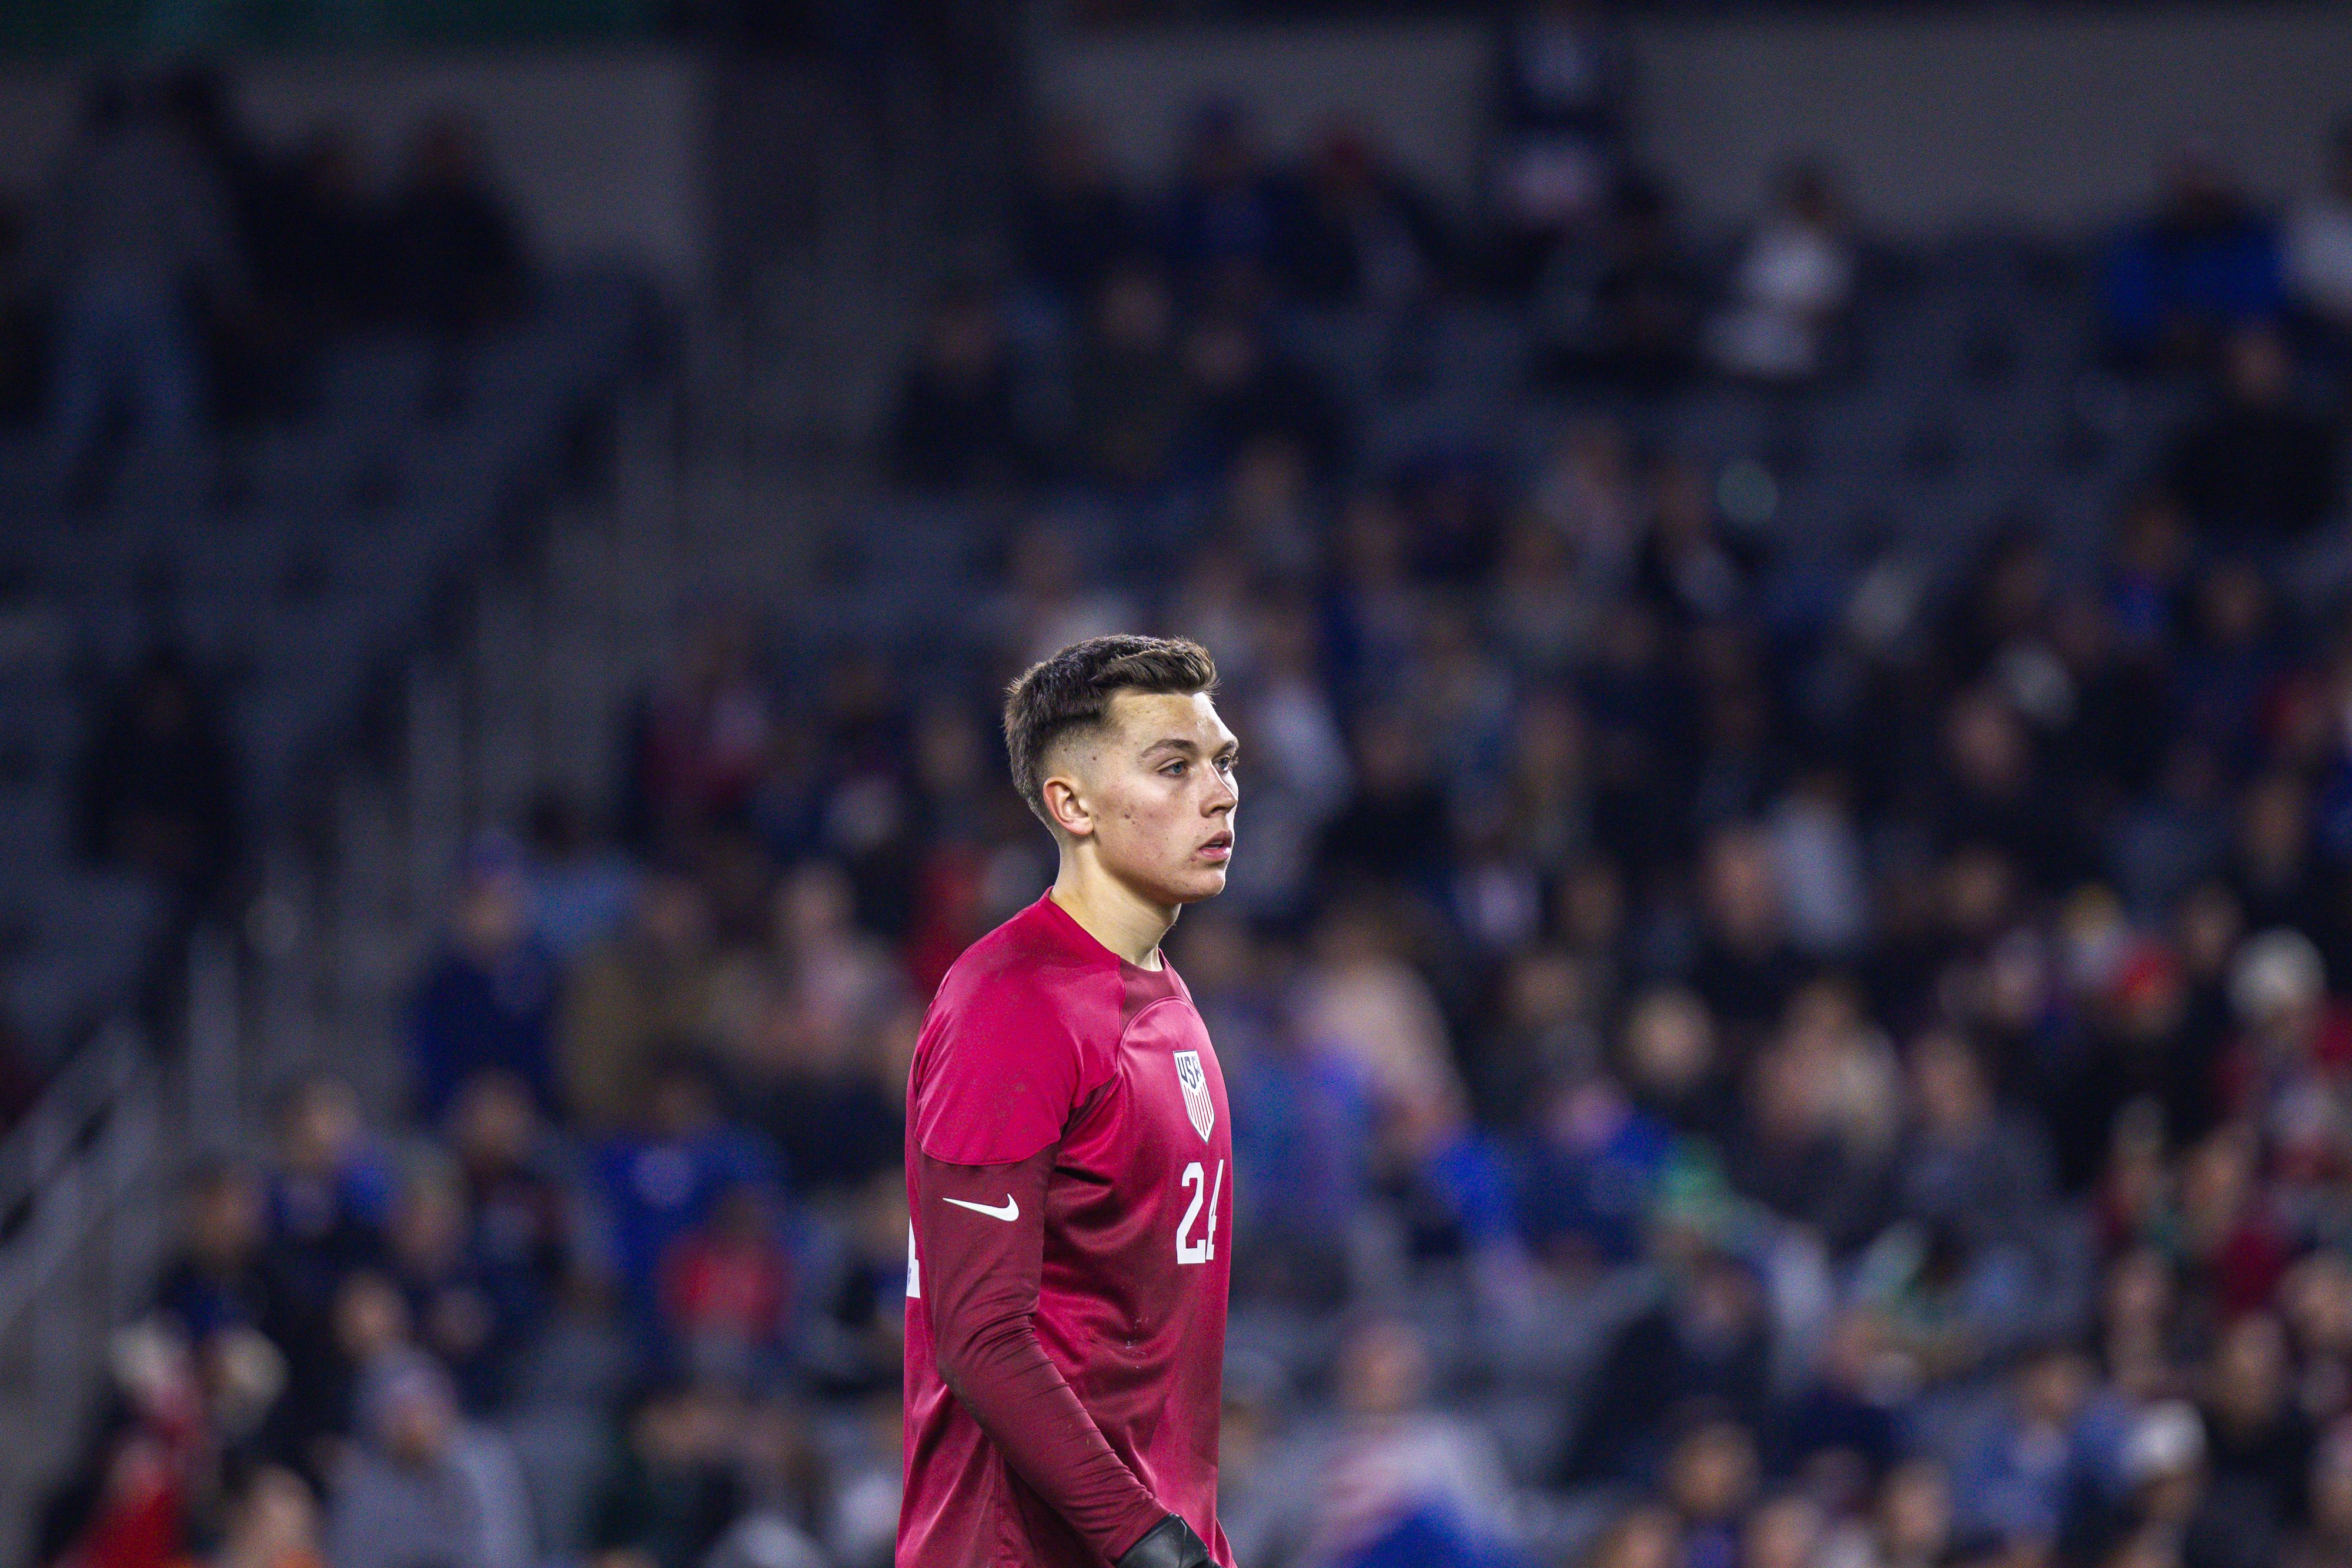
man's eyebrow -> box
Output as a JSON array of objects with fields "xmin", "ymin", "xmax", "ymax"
[{"xmin": 1140, "ymin": 736, "xmax": 1202, "ymax": 757}]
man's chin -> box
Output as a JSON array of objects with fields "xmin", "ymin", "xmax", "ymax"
[{"xmin": 1162, "ymin": 867, "xmax": 1229, "ymax": 906}]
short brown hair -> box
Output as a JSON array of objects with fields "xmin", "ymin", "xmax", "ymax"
[{"xmin": 1003, "ymin": 635, "xmax": 1218, "ymax": 825}]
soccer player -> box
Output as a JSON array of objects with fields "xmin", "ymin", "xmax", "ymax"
[{"xmin": 900, "ymin": 636, "xmax": 1240, "ymax": 1568}]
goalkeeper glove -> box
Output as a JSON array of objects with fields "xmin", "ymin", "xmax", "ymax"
[{"xmin": 1117, "ymin": 1512, "xmax": 1212, "ymax": 1568}]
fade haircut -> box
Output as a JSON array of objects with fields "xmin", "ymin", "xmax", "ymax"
[{"xmin": 1003, "ymin": 635, "xmax": 1219, "ymax": 827}]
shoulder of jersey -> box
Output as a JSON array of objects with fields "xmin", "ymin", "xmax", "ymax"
[{"xmin": 932, "ymin": 902, "xmax": 1115, "ymax": 1015}]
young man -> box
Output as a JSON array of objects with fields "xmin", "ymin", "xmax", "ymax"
[{"xmin": 901, "ymin": 636, "xmax": 1240, "ymax": 1568}]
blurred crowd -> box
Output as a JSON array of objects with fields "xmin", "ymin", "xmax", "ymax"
[
  {"xmin": 34, "ymin": 16, "xmax": 2352, "ymax": 1568},
  {"xmin": 0, "ymin": 62, "xmax": 530, "ymax": 509}
]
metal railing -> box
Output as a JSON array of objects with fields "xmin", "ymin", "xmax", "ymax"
[
  {"xmin": 0, "ymin": 924, "xmax": 252, "ymax": 1563},
  {"xmin": 0, "ymin": 1018, "xmax": 162, "ymax": 1340},
  {"xmin": 0, "ymin": 1017, "xmax": 173, "ymax": 1559}
]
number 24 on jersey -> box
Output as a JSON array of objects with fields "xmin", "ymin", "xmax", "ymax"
[{"xmin": 1176, "ymin": 1159, "xmax": 1222, "ymax": 1265}]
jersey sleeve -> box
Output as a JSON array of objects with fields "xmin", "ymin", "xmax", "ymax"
[
  {"xmin": 913, "ymin": 1144, "xmax": 1169, "ymax": 1561},
  {"xmin": 911, "ymin": 971, "xmax": 1105, "ymax": 1165}
]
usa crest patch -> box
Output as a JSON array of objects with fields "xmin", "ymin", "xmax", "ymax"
[{"xmin": 1174, "ymin": 1049, "xmax": 1214, "ymax": 1141}]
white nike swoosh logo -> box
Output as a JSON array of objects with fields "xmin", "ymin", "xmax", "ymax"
[{"xmin": 943, "ymin": 1195, "xmax": 1020, "ymax": 1222}]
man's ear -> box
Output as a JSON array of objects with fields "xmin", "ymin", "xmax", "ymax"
[{"xmin": 1041, "ymin": 770, "xmax": 1094, "ymax": 840}]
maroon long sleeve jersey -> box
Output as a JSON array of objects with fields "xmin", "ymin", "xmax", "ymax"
[{"xmin": 900, "ymin": 890, "xmax": 1236, "ymax": 1568}]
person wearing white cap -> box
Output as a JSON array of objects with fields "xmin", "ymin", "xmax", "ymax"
[
  {"xmin": 324, "ymin": 1348, "xmax": 532, "ymax": 1568},
  {"xmin": 2069, "ymin": 1399, "xmax": 2270, "ymax": 1568},
  {"xmin": 2226, "ymin": 928, "xmax": 2352, "ymax": 1168}
]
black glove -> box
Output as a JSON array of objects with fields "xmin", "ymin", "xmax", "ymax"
[{"xmin": 1116, "ymin": 1512, "xmax": 1212, "ymax": 1568}]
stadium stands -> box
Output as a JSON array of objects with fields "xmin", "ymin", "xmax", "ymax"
[{"xmin": 8, "ymin": 21, "xmax": 2352, "ymax": 1568}]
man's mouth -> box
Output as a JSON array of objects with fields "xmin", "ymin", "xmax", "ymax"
[{"xmin": 1199, "ymin": 831, "xmax": 1233, "ymax": 862}]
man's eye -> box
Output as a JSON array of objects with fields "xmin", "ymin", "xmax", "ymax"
[{"xmin": 1162, "ymin": 761, "xmax": 1187, "ymax": 776}]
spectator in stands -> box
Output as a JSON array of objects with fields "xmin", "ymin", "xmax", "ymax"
[
  {"xmin": 586, "ymin": 1380, "xmax": 744, "ymax": 1568},
  {"xmin": 266, "ymin": 1077, "xmax": 396, "ymax": 1324},
  {"xmin": 1068, "ymin": 259, "xmax": 1188, "ymax": 488},
  {"xmin": 1748, "ymin": 1493, "xmax": 1830, "ymax": 1568},
  {"xmin": 724, "ymin": 870, "xmax": 903, "ymax": 1195},
  {"xmin": 1728, "ymin": 997, "xmax": 1892, "ymax": 1251},
  {"xmin": 1931, "ymin": 689, "xmax": 2080, "ymax": 891},
  {"xmin": 383, "ymin": 1161, "xmax": 506, "ymax": 1408},
  {"xmin": 1162, "ymin": 100, "xmax": 1291, "ymax": 305},
  {"xmin": 1221, "ymin": 1003, "xmax": 1377, "ymax": 1306},
  {"xmin": 560, "ymin": 865, "xmax": 720, "ymax": 1131},
  {"xmin": 157, "ymin": 65, "xmax": 308, "ymax": 427},
  {"xmin": 41, "ymin": 1319, "xmax": 218, "ymax": 1568},
  {"xmin": 1769, "ymin": 1308, "xmax": 1903, "ymax": 1485},
  {"xmin": 1317, "ymin": 709, "xmax": 1449, "ymax": 892},
  {"xmin": 2288, "ymin": 1424, "xmax": 2352, "ymax": 1568},
  {"xmin": 1295, "ymin": 1319, "xmax": 1519, "ymax": 1567},
  {"xmin": 1583, "ymin": 1506, "xmax": 1679, "ymax": 1568},
  {"xmin": 2171, "ymin": 561, "xmax": 2286, "ymax": 768},
  {"xmin": 74, "ymin": 644, "xmax": 241, "ymax": 911},
  {"xmin": 2281, "ymin": 1252, "xmax": 2352, "ymax": 1433},
  {"xmin": 2285, "ymin": 119, "xmax": 2352, "ymax": 356},
  {"xmin": 325, "ymin": 1348, "xmax": 533, "ymax": 1568},
  {"xmin": 1708, "ymin": 159, "xmax": 1856, "ymax": 383},
  {"xmin": 1216, "ymin": 598, "xmax": 1355, "ymax": 919},
  {"xmin": 811, "ymin": 1396, "xmax": 902, "ymax": 1568},
  {"xmin": 30, "ymin": 74, "xmax": 241, "ymax": 501},
  {"xmin": 895, "ymin": 702, "xmax": 1004, "ymax": 994},
  {"xmin": 629, "ymin": 610, "xmax": 775, "ymax": 850},
  {"xmin": 446, "ymin": 1072, "xmax": 567, "ymax": 1354},
  {"xmin": 526, "ymin": 791, "xmax": 640, "ymax": 964},
  {"xmin": 976, "ymin": 523, "xmax": 1137, "ymax": 681},
  {"xmin": 156, "ymin": 1161, "xmax": 305, "ymax": 1375},
  {"xmin": 1275, "ymin": 126, "xmax": 1448, "ymax": 313},
  {"xmin": 658, "ymin": 1181, "xmax": 794, "ymax": 1385},
  {"xmin": 278, "ymin": 1269, "xmax": 409, "ymax": 1483},
  {"xmin": 255, "ymin": 127, "xmax": 385, "ymax": 337},
  {"xmin": 1661, "ymin": 1417, "xmax": 1763, "ymax": 1568},
  {"xmin": 386, "ymin": 112, "xmax": 526, "ymax": 342},
  {"xmin": 1492, "ymin": 0, "xmax": 1628, "ymax": 286},
  {"xmin": 1896, "ymin": 1031, "xmax": 2053, "ymax": 1251},
  {"xmin": 407, "ymin": 834, "xmax": 560, "ymax": 1121},
  {"xmin": 1636, "ymin": 456, "xmax": 1759, "ymax": 627},
  {"xmin": 1949, "ymin": 1340, "xmax": 2116, "ymax": 1550},
  {"xmin": 1689, "ymin": 825, "xmax": 1807, "ymax": 1039},
  {"xmin": 2167, "ymin": 1122, "xmax": 2291, "ymax": 1327},
  {"xmin": 1536, "ymin": 172, "xmax": 1701, "ymax": 393},
  {"xmin": 1296, "ymin": 902, "xmax": 1471, "ymax": 1184},
  {"xmin": 589, "ymin": 1061, "xmax": 779, "ymax": 1346},
  {"xmin": 2165, "ymin": 325, "xmax": 2343, "ymax": 547},
  {"xmin": 2200, "ymin": 1312, "xmax": 2314, "ymax": 1542},
  {"xmin": 2064, "ymin": 1398, "xmax": 2273, "ymax": 1568},
  {"xmin": 1177, "ymin": 309, "xmax": 1344, "ymax": 480},
  {"xmin": 706, "ymin": 1396, "xmax": 838, "ymax": 1568},
  {"xmin": 1511, "ymin": 1072, "xmax": 1669, "ymax": 1269},
  {"xmin": 1561, "ymin": 1246, "xmax": 1773, "ymax": 1485},
  {"xmin": 1016, "ymin": 113, "xmax": 1140, "ymax": 310},
  {"xmin": 217, "ymin": 1466, "xmax": 325, "ymax": 1568},
  {"xmin": 2104, "ymin": 143, "xmax": 2283, "ymax": 375},
  {"xmin": 789, "ymin": 1164, "xmax": 908, "ymax": 1403},
  {"xmin": 886, "ymin": 282, "xmax": 1033, "ymax": 491}
]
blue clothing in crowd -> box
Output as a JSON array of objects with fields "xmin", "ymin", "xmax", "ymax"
[{"xmin": 407, "ymin": 937, "xmax": 561, "ymax": 1121}]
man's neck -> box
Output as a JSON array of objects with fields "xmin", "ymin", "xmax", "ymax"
[{"xmin": 1049, "ymin": 862, "xmax": 1174, "ymax": 969}]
